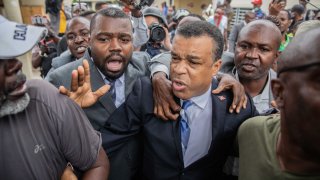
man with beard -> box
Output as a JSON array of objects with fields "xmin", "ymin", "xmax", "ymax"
[
  {"xmin": 46, "ymin": 7, "xmax": 150, "ymax": 180},
  {"xmin": 46, "ymin": 16, "xmax": 90, "ymax": 76},
  {"xmin": 48, "ymin": 7, "xmax": 249, "ymax": 180},
  {"xmin": 0, "ymin": 15, "xmax": 109, "ymax": 179},
  {"xmin": 238, "ymin": 27, "xmax": 320, "ymax": 180},
  {"xmin": 62, "ymin": 21, "xmax": 258, "ymax": 179}
]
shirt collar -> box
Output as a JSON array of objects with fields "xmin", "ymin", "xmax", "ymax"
[
  {"xmin": 234, "ymin": 69, "xmax": 272, "ymax": 100},
  {"xmin": 181, "ymin": 84, "xmax": 212, "ymax": 110}
]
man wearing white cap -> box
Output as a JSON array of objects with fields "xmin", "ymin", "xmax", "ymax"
[{"xmin": 0, "ymin": 15, "xmax": 109, "ymax": 179}]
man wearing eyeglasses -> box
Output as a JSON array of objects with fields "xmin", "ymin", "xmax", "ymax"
[{"xmin": 238, "ymin": 27, "xmax": 320, "ymax": 180}]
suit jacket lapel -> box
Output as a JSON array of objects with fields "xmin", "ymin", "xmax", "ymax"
[
  {"xmin": 87, "ymin": 55, "xmax": 116, "ymax": 113},
  {"xmin": 209, "ymin": 82, "xmax": 227, "ymax": 152},
  {"xmin": 171, "ymin": 97, "xmax": 184, "ymax": 162},
  {"xmin": 124, "ymin": 63, "xmax": 140, "ymax": 97}
]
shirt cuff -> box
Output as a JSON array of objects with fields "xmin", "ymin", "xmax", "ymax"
[{"xmin": 150, "ymin": 63, "xmax": 169, "ymax": 78}]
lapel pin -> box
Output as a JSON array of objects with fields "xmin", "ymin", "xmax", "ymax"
[{"xmin": 217, "ymin": 95, "xmax": 226, "ymax": 101}]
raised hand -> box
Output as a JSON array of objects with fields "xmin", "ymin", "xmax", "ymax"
[{"xmin": 59, "ymin": 60, "xmax": 110, "ymax": 108}]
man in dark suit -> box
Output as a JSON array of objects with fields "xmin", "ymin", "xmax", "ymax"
[
  {"xmin": 228, "ymin": 11, "xmax": 255, "ymax": 53},
  {"xmin": 105, "ymin": 21, "xmax": 257, "ymax": 179},
  {"xmin": 66, "ymin": 21, "xmax": 257, "ymax": 179},
  {"xmin": 46, "ymin": 8, "xmax": 149, "ymax": 180},
  {"xmin": 48, "ymin": 7, "xmax": 249, "ymax": 180}
]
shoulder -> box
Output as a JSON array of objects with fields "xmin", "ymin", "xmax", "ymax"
[
  {"xmin": 51, "ymin": 51, "xmax": 73, "ymax": 68},
  {"xmin": 26, "ymin": 79, "xmax": 85, "ymax": 118},
  {"xmin": 131, "ymin": 51, "xmax": 150, "ymax": 63},
  {"xmin": 27, "ymin": 79, "xmax": 59, "ymax": 96},
  {"xmin": 128, "ymin": 51, "xmax": 150, "ymax": 73},
  {"xmin": 51, "ymin": 59, "xmax": 83, "ymax": 75},
  {"xmin": 151, "ymin": 52, "xmax": 171, "ymax": 63},
  {"xmin": 211, "ymin": 78, "xmax": 256, "ymax": 116},
  {"xmin": 238, "ymin": 114, "xmax": 280, "ymax": 138}
]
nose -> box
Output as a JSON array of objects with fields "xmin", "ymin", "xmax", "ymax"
[
  {"xmin": 74, "ymin": 35, "xmax": 84, "ymax": 43},
  {"xmin": 109, "ymin": 38, "xmax": 121, "ymax": 52},
  {"xmin": 246, "ymin": 47, "xmax": 259, "ymax": 59},
  {"xmin": 5, "ymin": 59, "xmax": 22, "ymax": 75},
  {"xmin": 172, "ymin": 60, "xmax": 187, "ymax": 75}
]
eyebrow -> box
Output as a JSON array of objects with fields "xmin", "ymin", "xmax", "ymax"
[
  {"xmin": 96, "ymin": 32, "xmax": 132, "ymax": 37},
  {"xmin": 239, "ymin": 40, "xmax": 270, "ymax": 46},
  {"xmin": 186, "ymin": 54, "xmax": 200, "ymax": 60}
]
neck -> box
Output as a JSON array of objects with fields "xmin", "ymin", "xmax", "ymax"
[
  {"xmin": 0, "ymin": 93, "xmax": 30, "ymax": 118},
  {"xmin": 281, "ymin": 33, "xmax": 286, "ymax": 43},
  {"xmin": 277, "ymin": 132, "xmax": 320, "ymax": 175},
  {"xmin": 239, "ymin": 75, "xmax": 268, "ymax": 97}
]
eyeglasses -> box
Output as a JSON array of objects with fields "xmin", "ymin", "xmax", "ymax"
[{"xmin": 277, "ymin": 61, "xmax": 320, "ymax": 77}]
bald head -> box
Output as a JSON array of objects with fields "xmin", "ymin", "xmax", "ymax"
[
  {"xmin": 239, "ymin": 20, "xmax": 282, "ymax": 48},
  {"xmin": 278, "ymin": 27, "xmax": 320, "ymax": 75},
  {"xmin": 66, "ymin": 16, "xmax": 90, "ymax": 32}
]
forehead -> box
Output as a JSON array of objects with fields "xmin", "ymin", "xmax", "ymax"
[
  {"xmin": 92, "ymin": 15, "xmax": 132, "ymax": 35},
  {"xmin": 278, "ymin": 11, "xmax": 289, "ymax": 19},
  {"xmin": 67, "ymin": 19, "xmax": 89, "ymax": 32},
  {"xmin": 238, "ymin": 26, "xmax": 278, "ymax": 47},
  {"xmin": 145, "ymin": 16, "xmax": 160, "ymax": 25},
  {"xmin": 172, "ymin": 35, "xmax": 215, "ymax": 59}
]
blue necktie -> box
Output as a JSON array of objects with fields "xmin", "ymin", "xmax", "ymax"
[
  {"xmin": 180, "ymin": 100, "xmax": 192, "ymax": 153},
  {"xmin": 108, "ymin": 80, "xmax": 116, "ymax": 103}
]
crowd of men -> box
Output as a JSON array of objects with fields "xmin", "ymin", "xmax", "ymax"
[{"xmin": 0, "ymin": 0, "xmax": 320, "ymax": 179}]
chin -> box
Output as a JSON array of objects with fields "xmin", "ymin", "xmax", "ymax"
[
  {"xmin": 173, "ymin": 91, "xmax": 190, "ymax": 100},
  {"xmin": 105, "ymin": 70, "xmax": 125, "ymax": 80}
]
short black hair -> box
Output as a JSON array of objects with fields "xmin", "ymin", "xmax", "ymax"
[
  {"xmin": 291, "ymin": 4, "xmax": 305, "ymax": 15},
  {"xmin": 79, "ymin": 10, "xmax": 96, "ymax": 17},
  {"xmin": 281, "ymin": 9, "xmax": 291, "ymax": 20},
  {"xmin": 176, "ymin": 21, "xmax": 224, "ymax": 61},
  {"xmin": 264, "ymin": 15, "xmax": 281, "ymax": 30},
  {"xmin": 187, "ymin": 13, "xmax": 206, "ymax": 21},
  {"xmin": 95, "ymin": 1, "xmax": 112, "ymax": 10},
  {"xmin": 90, "ymin": 7, "xmax": 130, "ymax": 32}
]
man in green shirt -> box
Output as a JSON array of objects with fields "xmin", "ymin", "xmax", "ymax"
[{"xmin": 238, "ymin": 27, "xmax": 320, "ymax": 180}]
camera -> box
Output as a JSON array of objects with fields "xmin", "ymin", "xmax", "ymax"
[
  {"xmin": 134, "ymin": 0, "xmax": 154, "ymax": 10},
  {"xmin": 149, "ymin": 23, "xmax": 166, "ymax": 42}
]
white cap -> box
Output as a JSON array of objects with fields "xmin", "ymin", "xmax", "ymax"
[{"xmin": 0, "ymin": 15, "xmax": 47, "ymax": 59}]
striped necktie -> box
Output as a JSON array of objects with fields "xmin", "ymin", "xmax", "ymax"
[
  {"xmin": 108, "ymin": 80, "xmax": 116, "ymax": 103},
  {"xmin": 180, "ymin": 100, "xmax": 192, "ymax": 154}
]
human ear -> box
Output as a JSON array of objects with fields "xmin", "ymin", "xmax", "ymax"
[
  {"xmin": 271, "ymin": 79, "xmax": 284, "ymax": 109},
  {"xmin": 211, "ymin": 59, "xmax": 222, "ymax": 76}
]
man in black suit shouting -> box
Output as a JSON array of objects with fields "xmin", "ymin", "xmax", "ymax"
[{"xmin": 63, "ymin": 21, "xmax": 257, "ymax": 179}]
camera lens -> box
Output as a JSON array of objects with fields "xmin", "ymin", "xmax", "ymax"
[{"xmin": 150, "ymin": 24, "xmax": 166, "ymax": 42}]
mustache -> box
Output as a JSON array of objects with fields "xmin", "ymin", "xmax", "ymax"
[
  {"xmin": 105, "ymin": 52, "xmax": 125, "ymax": 61},
  {"xmin": 237, "ymin": 60, "xmax": 259, "ymax": 67}
]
